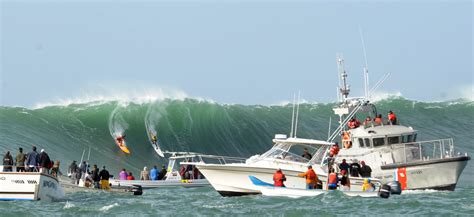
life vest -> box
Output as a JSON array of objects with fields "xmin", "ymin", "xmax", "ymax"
[
  {"xmin": 329, "ymin": 145, "xmax": 340, "ymax": 157},
  {"xmin": 328, "ymin": 173, "xmax": 338, "ymax": 185},
  {"xmin": 273, "ymin": 171, "xmax": 286, "ymax": 187},
  {"xmin": 306, "ymin": 169, "xmax": 317, "ymax": 184},
  {"xmin": 388, "ymin": 113, "xmax": 397, "ymax": 121},
  {"xmin": 374, "ymin": 117, "xmax": 382, "ymax": 125}
]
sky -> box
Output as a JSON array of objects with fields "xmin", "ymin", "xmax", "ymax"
[{"xmin": 1, "ymin": 0, "xmax": 472, "ymax": 108}]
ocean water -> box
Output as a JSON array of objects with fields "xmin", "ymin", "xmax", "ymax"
[
  {"xmin": 1, "ymin": 187, "xmax": 473, "ymax": 216},
  {"xmin": 0, "ymin": 97, "xmax": 473, "ymax": 215}
]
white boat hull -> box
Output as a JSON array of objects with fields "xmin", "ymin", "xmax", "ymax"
[
  {"xmin": 0, "ymin": 172, "xmax": 65, "ymax": 201},
  {"xmin": 376, "ymin": 156, "xmax": 469, "ymax": 191},
  {"xmin": 195, "ymin": 163, "xmax": 370, "ymax": 196},
  {"xmin": 109, "ymin": 179, "xmax": 209, "ymax": 189},
  {"xmin": 196, "ymin": 163, "xmax": 311, "ymax": 196}
]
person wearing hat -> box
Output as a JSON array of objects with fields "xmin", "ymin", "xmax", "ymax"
[
  {"xmin": 37, "ymin": 148, "xmax": 51, "ymax": 174},
  {"xmin": 298, "ymin": 165, "xmax": 318, "ymax": 189},
  {"xmin": 359, "ymin": 161, "xmax": 372, "ymax": 177},
  {"xmin": 273, "ymin": 168, "xmax": 286, "ymax": 187}
]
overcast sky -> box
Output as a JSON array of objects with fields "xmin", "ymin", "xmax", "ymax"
[{"xmin": 1, "ymin": 0, "xmax": 472, "ymax": 108}]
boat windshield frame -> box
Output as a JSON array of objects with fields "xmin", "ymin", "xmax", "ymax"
[{"xmin": 259, "ymin": 141, "xmax": 330, "ymax": 165}]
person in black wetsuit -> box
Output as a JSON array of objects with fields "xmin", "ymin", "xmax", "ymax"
[{"xmin": 349, "ymin": 159, "xmax": 361, "ymax": 177}]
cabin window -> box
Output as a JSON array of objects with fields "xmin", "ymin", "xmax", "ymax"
[
  {"xmin": 413, "ymin": 134, "xmax": 417, "ymax": 142},
  {"xmin": 388, "ymin": 136, "xmax": 400, "ymax": 145},
  {"xmin": 364, "ymin": 138, "xmax": 371, "ymax": 148},
  {"xmin": 373, "ymin": 138, "xmax": 385, "ymax": 147},
  {"xmin": 358, "ymin": 138, "xmax": 364, "ymax": 147}
]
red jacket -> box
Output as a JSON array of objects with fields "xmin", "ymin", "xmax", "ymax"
[
  {"xmin": 127, "ymin": 175, "xmax": 135, "ymax": 180},
  {"xmin": 273, "ymin": 171, "xmax": 286, "ymax": 187}
]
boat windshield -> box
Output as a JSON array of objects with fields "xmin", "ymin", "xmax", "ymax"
[{"xmin": 259, "ymin": 142, "xmax": 325, "ymax": 164}]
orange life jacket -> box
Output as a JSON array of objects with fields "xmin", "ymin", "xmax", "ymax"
[
  {"xmin": 388, "ymin": 113, "xmax": 396, "ymax": 121},
  {"xmin": 374, "ymin": 117, "xmax": 382, "ymax": 124},
  {"xmin": 328, "ymin": 173, "xmax": 338, "ymax": 185},
  {"xmin": 299, "ymin": 169, "xmax": 318, "ymax": 184},
  {"xmin": 330, "ymin": 145, "xmax": 340, "ymax": 156},
  {"xmin": 273, "ymin": 171, "xmax": 286, "ymax": 187}
]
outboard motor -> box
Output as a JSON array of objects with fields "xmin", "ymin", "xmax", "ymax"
[
  {"xmin": 386, "ymin": 181, "xmax": 402, "ymax": 195},
  {"xmin": 378, "ymin": 184, "xmax": 391, "ymax": 199},
  {"xmin": 131, "ymin": 185, "xmax": 143, "ymax": 196}
]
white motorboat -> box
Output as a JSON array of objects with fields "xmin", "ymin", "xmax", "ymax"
[
  {"xmin": 328, "ymin": 55, "xmax": 470, "ymax": 191},
  {"xmin": 0, "ymin": 167, "xmax": 65, "ymax": 201},
  {"xmin": 249, "ymin": 176, "xmax": 387, "ymax": 198},
  {"xmin": 191, "ymin": 137, "xmax": 371, "ymax": 196},
  {"xmin": 110, "ymin": 152, "xmax": 243, "ymax": 189}
]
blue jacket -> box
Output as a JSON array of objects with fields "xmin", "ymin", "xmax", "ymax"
[
  {"xmin": 150, "ymin": 168, "xmax": 158, "ymax": 180},
  {"xmin": 26, "ymin": 151, "xmax": 38, "ymax": 166}
]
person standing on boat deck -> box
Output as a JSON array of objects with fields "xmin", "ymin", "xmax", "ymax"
[
  {"xmin": 25, "ymin": 145, "xmax": 39, "ymax": 172},
  {"xmin": 363, "ymin": 116, "xmax": 372, "ymax": 127},
  {"xmin": 99, "ymin": 166, "xmax": 111, "ymax": 190},
  {"xmin": 158, "ymin": 166, "xmax": 167, "ymax": 180},
  {"xmin": 51, "ymin": 160, "xmax": 62, "ymax": 177},
  {"xmin": 2, "ymin": 151, "xmax": 14, "ymax": 172},
  {"xmin": 339, "ymin": 159, "xmax": 350, "ymax": 174},
  {"xmin": 127, "ymin": 172, "xmax": 135, "ymax": 180},
  {"xmin": 37, "ymin": 149, "xmax": 51, "ymax": 174},
  {"xmin": 349, "ymin": 159, "xmax": 361, "ymax": 177},
  {"xmin": 273, "ymin": 168, "xmax": 286, "ymax": 187},
  {"xmin": 302, "ymin": 148, "xmax": 312, "ymax": 160},
  {"xmin": 388, "ymin": 111, "xmax": 397, "ymax": 125},
  {"xmin": 150, "ymin": 165, "xmax": 158, "ymax": 180},
  {"xmin": 90, "ymin": 164, "xmax": 100, "ymax": 188},
  {"xmin": 119, "ymin": 168, "xmax": 128, "ymax": 180},
  {"xmin": 140, "ymin": 166, "xmax": 150, "ymax": 180},
  {"xmin": 347, "ymin": 117, "xmax": 361, "ymax": 129},
  {"xmin": 298, "ymin": 165, "xmax": 319, "ymax": 189},
  {"xmin": 15, "ymin": 147, "xmax": 26, "ymax": 172},
  {"xmin": 327, "ymin": 168, "xmax": 338, "ymax": 190},
  {"xmin": 359, "ymin": 161, "xmax": 372, "ymax": 177},
  {"xmin": 75, "ymin": 166, "xmax": 82, "ymax": 185},
  {"xmin": 339, "ymin": 170, "xmax": 351, "ymax": 191},
  {"xmin": 374, "ymin": 114, "xmax": 383, "ymax": 126},
  {"xmin": 68, "ymin": 160, "xmax": 78, "ymax": 184}
]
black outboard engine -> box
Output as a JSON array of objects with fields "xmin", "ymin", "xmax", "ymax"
[
  {"xmin": 386, "ymin": 181, "xmax": 402, "ymax": 195},
  {"xmin": 131, "ymin": 185, "xmax": 143, "ymax": 196},
  {"xmin": 378, "ymin": 184, "xmax": 391, "ymax": 199}
]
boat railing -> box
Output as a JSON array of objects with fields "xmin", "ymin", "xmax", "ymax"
[
  {"xmin": 194, "ymin": 155, "xmax": 247, "ymax": 165},
  {"xmin": 390, "ymin": 138, "xmax": 457, "ymax": 164}
]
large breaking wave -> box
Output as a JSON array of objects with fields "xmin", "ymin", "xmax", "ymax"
[{"xmin": 0, "ymin": 97, "xmax": 472, "ymax": 186}]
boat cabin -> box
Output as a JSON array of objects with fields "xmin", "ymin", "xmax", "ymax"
[{"xmin": 247, "ymin": 135, "xmax": 333, "ymax": 166}]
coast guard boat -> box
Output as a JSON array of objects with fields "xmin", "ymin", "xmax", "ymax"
[
  {"xmin": 329, "ymin": 56, "xmax": 470, "ymax": 191},
  {"xmin": 0, "ymin": 166, "xmax": 65, "ymax": 201}
]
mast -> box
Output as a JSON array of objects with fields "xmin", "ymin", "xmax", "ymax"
[{"xmin": 337, "ymin": 54, "xmax": 350, "ymax": 103}]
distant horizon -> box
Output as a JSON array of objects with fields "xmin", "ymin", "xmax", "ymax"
[{"xmin": 1, "ymin": 1, "xmax": 472, "ymax": 108}]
